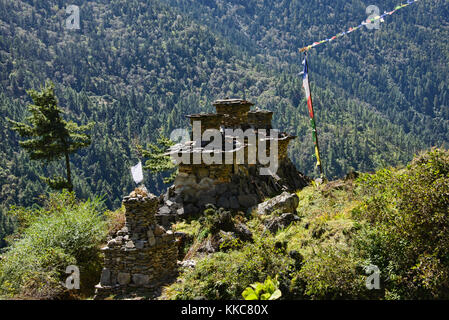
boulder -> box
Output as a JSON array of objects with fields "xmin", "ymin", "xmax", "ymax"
[
  {"xmin": 132, "ymin": 274, "xmax": 150, "ymax": 286},
  {"xmin": 264, "ymin": 213, "xmax": 300, "ymax": 233},
  {"xmin": 234, "ymin": 223, "xmax": 253, "ymax": 242},
  {"xmin": 117, "ymin": 272, "xmax": 131, "ymax": 285},
  {"xmin": 229, "ymin": 196, "xmax": 240, "ymax": 209},
  {"xmin": 238, "ymin": 194, "xmax": 258, "ymax": 208},
  {"xmin": 257, "ymin": 191, "xmax": 299, "ymax": 215},
  {"xmin": 100, "ymin": 268, "xmax": 111, "ymax": 286}
]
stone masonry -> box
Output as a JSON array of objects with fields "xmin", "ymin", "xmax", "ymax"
[
  {"xmin": 94, "ymin": 98, "xmax": 310, "ymax": 297},
  {"xmin": 94, "ymin": 190, "xmax": 178, "ymax": 299},
  {"xmin": 155, "ymin": 98, "xmax": 310, "ymax": 227}
]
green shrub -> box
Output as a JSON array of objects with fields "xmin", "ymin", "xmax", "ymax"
[
  {"xmin": 242, "ymin": 276, "xmax": 282, "ymax": 300},
  {"xmin": 0, "ymin": 191, "xmax": 107, "ymax": 299},
  {"xmin": 354, "ymin": 148, "xmax": 449, "ymax": 299},
  {"xmin": 295, "ymin": 245, "xmax": 368, "ymax": 299},
  {"xmin": 104, "ymin": 206, "xmax": 126, "ymax": 237},
  {"xmin": 171, "ymin": 236, "xmax": 293, "ymax": 300},
  {"xmin": 155, "ymin": 149, "xmax": 449, "ymax": 300}
]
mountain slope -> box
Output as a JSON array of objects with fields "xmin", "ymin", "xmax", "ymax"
[{"xmin": 1, "ymin": 0, "xmax": 447, "ymax": 244}]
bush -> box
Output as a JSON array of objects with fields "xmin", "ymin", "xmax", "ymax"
[
  {"xmin": 171, "ymin": 236, "xmax": 293, "ymax": 300},
  {"xmin": 354, "ymin": 148, "xmax": 449, "ymax": 299},
  {"xmin": 295, "ymin": 245, "xmax": 368, "ymax": 299},
  {"xmin": 104, "ymin": 206, "xmax": 126, "ymax": 237},
  {"xmin": 242, "ymin": 276, "xmax": 282, "ymax": 300},
  {"xmin": 0, "ymin": 191, "xmax": 108, "ymax": 299}
]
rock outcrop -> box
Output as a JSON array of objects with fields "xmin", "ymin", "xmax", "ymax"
[
  {"xmin": 264, "ymin": 213, "xmax": 301, "ymax": 234},
  {"xmin": 256, "ymin": 191, "xmax": 300, "ymax": 215}
]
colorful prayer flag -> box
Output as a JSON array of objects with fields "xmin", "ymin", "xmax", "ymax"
[
  {"xmin": 298, "ymin": 0, "xmax": 419, "ymax": 53},
  {"xmin": 302, "ymin": 55, "xmax": 323, "ymax": 176}
]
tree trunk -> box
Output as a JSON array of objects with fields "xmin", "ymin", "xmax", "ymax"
[{"xmin": 65, "ymin": 152, "xmax": 73, "ymax": 192}]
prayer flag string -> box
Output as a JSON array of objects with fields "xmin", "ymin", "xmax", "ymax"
[{"xmin": 299, "ymin": 0, "xmax": 420, "ymax": 53}]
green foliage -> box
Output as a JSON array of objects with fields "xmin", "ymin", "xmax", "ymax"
[
  {"xmin": 354, "ymin": 148, "xmax": 449, "ymax": 299},
  {"xmin": 171, "ymin": 236, "xmax": 293, "ymax": 300},
  {"xmin": 218, "ymin": 235, "xmax": 244, "ymax": 252},
  {"xmin": 0, "ymin": 191, "xmax": 108, "ymax": 299},
  {"xmin": 140, "ymin": 135, "xmax": 177, "ymax": 184},
  {"xmin": 296, "ymin": 245, "xmax": 368, "ymax": 299},
  {"xmin": 104, "ymin": 206, "xmax": 126, "ymax": 237},
  {"xmin": 156, "ymin": 149, "xmax": 449, "ymax": 300},
  {"xmin": 7, "ymin": 82, "xmax": 92, "ymax": 191},
  {"xmin": 0, "ymin": 0, "xmax": 447, "ymax": 221},
  {"xmin": 242, "ymin": 276, "xmax": 282, "ymax": 300},
  {"xmin": 199, "ymin": 206, "xmax": 234, "ymax": 236}
]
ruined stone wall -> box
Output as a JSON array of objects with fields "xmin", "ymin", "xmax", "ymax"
[
  {"xmin": 156, "ymin": 159, "xmax": 309, "ymax": 228},
  {"xmin": 94, "ymin": 193, "xmax": 178, "ymax": 299},
  {"xmin": 187, "ymin": 113, "xmax": 224, "ymax": 135},
  {"xmin": 155, "ymin": 98, "xmax": 310, "ymax": 227},
  {"xmin": 214, "ymin": 101, "xmax": 252, "ymax": 128},
  {"xmin": 278, "ymin": 135, "xmax": 296, "ymax": 160},
  {"xmin": 94, "ymin": 98, "xmax": 310, "ymax": 297},
  {"xmin": 247, "ymin": 110, "xmax": 273, "ymax": 129}
]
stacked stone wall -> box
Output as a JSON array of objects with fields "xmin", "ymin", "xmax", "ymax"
[
  {"xmin": 95, "ymin": 193, "xmax": 178, "ymax": 299},
  {"xmin": 247, "ymin": 110, "xmax": 273, "ymax": 129},
  {"xmin": 155, "ymin": 98, "xmax": 310, "ymax": 226}
]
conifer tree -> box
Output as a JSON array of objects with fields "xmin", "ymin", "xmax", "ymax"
[
  {"xmin": 139, "ymin": 135, "xmax": 177, "ymax": 184},
  {"xmin": 8, "ymin": 82, "xmax": 93, "ymax": 192}
]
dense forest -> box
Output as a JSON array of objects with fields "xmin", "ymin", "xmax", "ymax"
[{"xmin": 1, "ymin": 0, "xmax": 448, "ymax": 247}]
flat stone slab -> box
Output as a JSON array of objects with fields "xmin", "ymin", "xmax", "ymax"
[
  {"xmin": 117, "ymin": 272, "xmax": 131, "ymax": 285},
  {"xmin": 257, "ymin": 191, "xmax": 299, "ymax": 215}
]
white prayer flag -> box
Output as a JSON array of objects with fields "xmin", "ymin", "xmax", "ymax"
[{"xmin": 130, "ymin": 161, "xmax": 144, "ymax": 184}]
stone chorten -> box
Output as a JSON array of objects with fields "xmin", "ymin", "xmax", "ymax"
[
  {"xmin": 155, "ymin": 98, "xmax": 310, "ymax": 227},
  {"xmin": 94, "ymin": 190, "xmax": 178, "ymax": 298}
]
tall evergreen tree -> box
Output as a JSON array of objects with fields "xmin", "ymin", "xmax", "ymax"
[
  {"xmin": 139, "ymin": 135, "xmax": 177, "ymax": 184},
  {"xmin": 7, "ymin": 82, "xmax": 93, "ymax": 192}
]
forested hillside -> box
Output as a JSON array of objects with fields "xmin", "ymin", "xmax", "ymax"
[{"xmin": 1, "ymin": 0, "xmax": 448, "ymax": 246}]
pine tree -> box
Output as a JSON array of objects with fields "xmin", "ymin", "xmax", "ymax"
[
  {"xmin": 139, "ymin": 135, "xmax": 177, "ymax": 184},
  {"xmin": 7, "ymin": 82, "xmax": 93, "ymax": 192}
]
